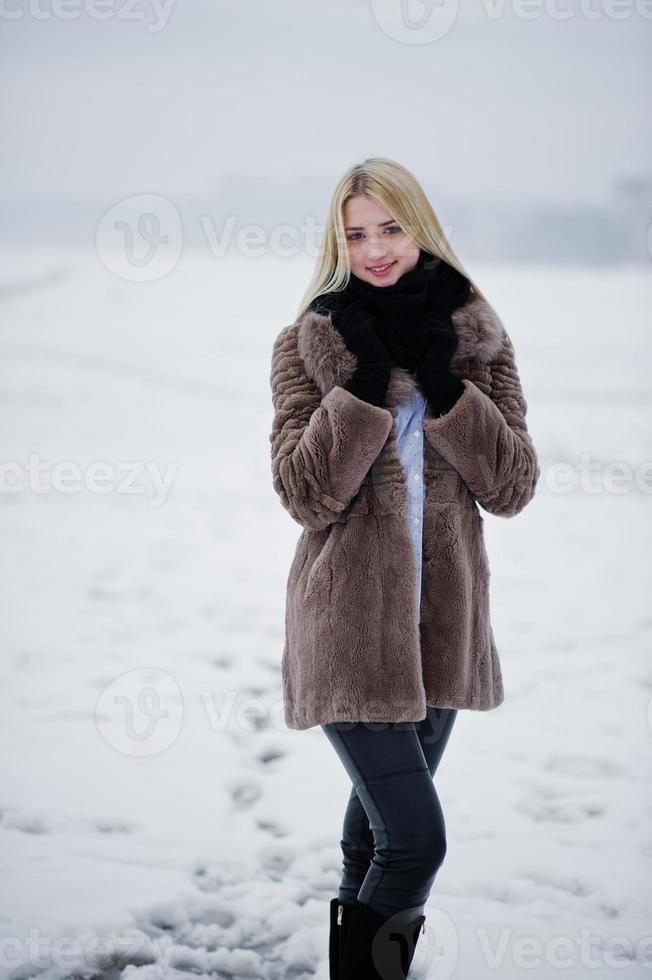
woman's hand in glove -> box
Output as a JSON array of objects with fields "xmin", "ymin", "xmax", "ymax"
[
  {"xmin": 414, "ymin": 312, "xmax": 465, "ymax": 417},
  {"xmin": 335, "ymin": 300, "xmax": 392, "ymax": 408}
]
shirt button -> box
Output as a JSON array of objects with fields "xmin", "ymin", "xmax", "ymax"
[
  {"xmin": 413, "ymin": 517, "xmax": 419, "ymax": 525},
  {"xmin": 414, "ymin": 473, "xmax": 420, "ymax": 480}
]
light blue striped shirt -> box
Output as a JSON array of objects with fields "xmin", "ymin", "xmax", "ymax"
[{"xmin": 394, "ymin": 389, "xmax": 427, "ymax": 617}]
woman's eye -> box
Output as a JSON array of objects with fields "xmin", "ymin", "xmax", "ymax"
[{"xmin": 346, "ymin": 226, "xmax": 401, "ymax": 242}]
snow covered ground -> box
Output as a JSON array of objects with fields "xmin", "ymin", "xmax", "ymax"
[{"xmin": 1, "ymin": 246, "xmax": 650, "ymax": 979}]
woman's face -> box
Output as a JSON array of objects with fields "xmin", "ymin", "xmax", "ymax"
[{"xmin": 342, "ymin": 194, "xmax": 420, "ymax": 286}]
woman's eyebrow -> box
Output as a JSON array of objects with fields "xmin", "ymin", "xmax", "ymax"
[{"xmin": 344, "ymin": 218, "xmax": 397, "ymax": 231}]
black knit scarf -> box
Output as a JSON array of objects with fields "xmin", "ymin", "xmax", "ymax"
[{"xmin": 310, "ymin": 249, "xmax": 472, "ymax": 331}]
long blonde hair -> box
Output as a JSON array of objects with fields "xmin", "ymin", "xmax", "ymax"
[{"xmin": 296, "ymin": 156, "xmax": 486, "ymax": 321}]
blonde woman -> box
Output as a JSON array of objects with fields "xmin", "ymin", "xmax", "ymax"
[{"xmin": 269, "ymin": 158, "xmax": 540, "ymax": 979}]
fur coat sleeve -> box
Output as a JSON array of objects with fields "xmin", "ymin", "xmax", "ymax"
[
  {"xmin": 269, "ymin": 322, "xmax": 394, "ymax": 531},
  {"xmin": 422, "ymin": 331, "xmax": 540, "ymax": 517}
]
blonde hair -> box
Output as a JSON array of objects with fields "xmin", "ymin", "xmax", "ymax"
[{"xmin": 296, "ymin": 156, "xmax": 486, "ymax": 321}]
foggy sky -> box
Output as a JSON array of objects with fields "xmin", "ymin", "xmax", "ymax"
[{"xmin": 2, "ymin": 0, "xmax": 650, "ymax": 208}]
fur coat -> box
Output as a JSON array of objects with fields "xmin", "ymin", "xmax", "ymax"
[{"xmin": 269, "ymin": 293, "xmax": 540, "ymax": 730}]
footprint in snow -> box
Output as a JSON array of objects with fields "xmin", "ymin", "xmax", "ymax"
[{"xmin": 229, "ymin": 780, "xmax": 262, "ymax": 809}]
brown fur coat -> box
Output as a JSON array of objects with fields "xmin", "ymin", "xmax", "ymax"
[{"xmin": 269, "ymin": 294, "xmax": 540, "ymax": 730}]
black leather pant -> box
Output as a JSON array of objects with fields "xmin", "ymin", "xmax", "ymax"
[{"xmin": 321, "ymin": 705, "xmax": 457, "ymax": 919}]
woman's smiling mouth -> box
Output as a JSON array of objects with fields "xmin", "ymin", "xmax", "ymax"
[{"xmin": 367, "ymin": 261, "xmax": 396, "ymax": 278}]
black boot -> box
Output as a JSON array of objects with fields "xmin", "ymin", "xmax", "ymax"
[
  {"xmin": 340, "ymin": 898, "xmax": 426, "ymax": 979},
  {"xmin": 329, "ymin": 897, "xmax": 354, "ymax": 979}
]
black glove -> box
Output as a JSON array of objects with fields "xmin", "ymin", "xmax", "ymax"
[
  {"xmin": 335, "ymin": 300, "xmax": 392, "ymax": 408},
  {"xmin": 414, "ymin": 312, "xmax": 465, "ymax": 416}
]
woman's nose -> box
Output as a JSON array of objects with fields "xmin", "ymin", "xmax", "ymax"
[{"xmin": 365, "ymin": 244, "xmax": 390, "ymax": 262}]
